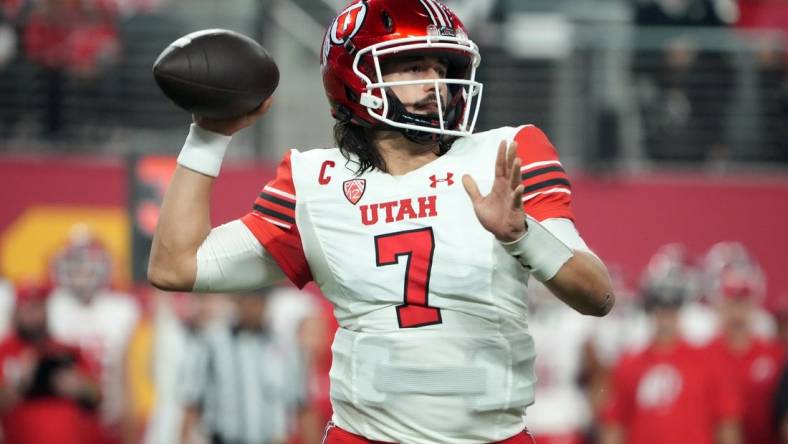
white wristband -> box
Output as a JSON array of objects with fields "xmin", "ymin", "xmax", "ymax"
[
  {"xmin": 501, "ymin": 215, "xmax": 574, "ymax": 282},
  {"xmin": 176, "ymin": 124, "xmax": 232, "ymax": 177}
]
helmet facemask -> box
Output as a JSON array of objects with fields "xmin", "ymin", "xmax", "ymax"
[{"xmin": 352, "ymin": 27, "xmax": 483, "ymax": 143}]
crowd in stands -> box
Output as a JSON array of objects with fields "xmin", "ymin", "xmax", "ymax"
[
  {"xmin": 0, "ymin": 0, "xmax": 184, "ymax": 145},
  {"xmin": 0, "ymin": 0, "xmax": 786, "ymax": 163},
  {"xmin": 629, "ymin": 0, "xmax": 788, "ymax": 163}
]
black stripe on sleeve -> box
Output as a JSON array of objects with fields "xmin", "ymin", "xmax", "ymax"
[
  {"xmin": 258, "ymin": 192, "xmax": 296, "ymax": 210},
  {"xmin": 522, "ymin": 178, "xmax": 572, "ymax": 194},
  {"xmin": 253, "ymin": 204, "xmax": 296, "ymax": 224},
  {"xmin": 521, "ymin": 165, "xmax": 566, "ymax": 182}
]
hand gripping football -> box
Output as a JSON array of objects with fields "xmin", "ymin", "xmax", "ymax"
[{"xmin": 153, "ymin": 29, "xmax": 279, "ymax": 119}]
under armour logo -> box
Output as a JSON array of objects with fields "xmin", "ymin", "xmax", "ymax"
[{"xmin": 429, "ymin": 173, "xmax": 454, "ymax": 188}]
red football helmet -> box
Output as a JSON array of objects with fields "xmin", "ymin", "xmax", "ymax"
[
  {"xmin": 702, "ymin": 241, "xmax": 765, "ymax": 304},
  {"xmin": 639, "ymin": 243, "xmax": 699, "ymax": 309},
  {"xmin": 50, "ymin": 226, "xmax": 112, "ymax": 300},
  {"xmin": 321, "ymin": 0, "xmax": 483, "ymax": 141}
]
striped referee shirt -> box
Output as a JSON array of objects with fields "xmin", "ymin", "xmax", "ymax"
[{"xmin": 178, "ymin": 323, "xmax": 307, "ymax": 444}]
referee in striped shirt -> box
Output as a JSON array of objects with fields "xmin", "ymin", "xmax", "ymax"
[{"xmin": 178, "ymin": 289, "xmax": 309, "ymax": 444}]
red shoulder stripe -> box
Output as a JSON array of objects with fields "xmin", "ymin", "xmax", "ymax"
[
  {"xmin": 266, "ymin": 150, "xmax": 296, "ymax": 196},
  {"xmin": 250, "ymin": 151, "xmax": 297, "ymax": 228},
  {"xmin": 241, "ymin": 150, "xmax": 311, "ymax": 287},
  {"xmin": 513, "ymin": 125, "xmax": 574, "ymax": 222}
]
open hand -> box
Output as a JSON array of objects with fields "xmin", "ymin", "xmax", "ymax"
[{"xmin": 462, "ymin": 140, "xmax": 526, "ymax": 242}]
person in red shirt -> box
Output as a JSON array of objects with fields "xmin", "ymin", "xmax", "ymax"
[
  {"xmin": 0, "ymin": 281, "xmax": 102, "ymax": 444},
  {"xmin": 701, "ymin": 242, "xmax": 786, "ymax": 444},
  {"xmin": 600, "ymin": 246, "xmax": 742, "ymax": 444}
]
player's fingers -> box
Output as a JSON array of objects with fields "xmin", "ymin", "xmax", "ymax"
[
  {"xmin": 511, "ymin": 184, "xmax": 524, "ymax": 211},
  {"xmin": 506, "ymin": 141, "xmax": 518, "ymax": 174},
  {"xmin": 510, "ymin": 157, "xmax": 521, "ymax": 190},
  {"xmin": 462, "ymin": 174, "xmax": 482, "ymax": 203},
  {"xmin": 495, "ymin": 140, "xmax": 506, "ymax": 178}
]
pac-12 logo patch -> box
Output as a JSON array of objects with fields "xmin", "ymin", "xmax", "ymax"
[
  {"xmin": 343, "ymin": 179, "xmax": 366, "ymax": 205},
  {"xmin": 330, "ymin": 2, "xmax": 367, "ymax": 45}
]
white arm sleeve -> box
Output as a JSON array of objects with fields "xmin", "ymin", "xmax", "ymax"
[
  {"xmin": 540, "ymin": 218, "xmax": 598, "ymax": 258},
  {"xmin": 193, "ymin": 220, "xmax": 286, "ymax": 292}
]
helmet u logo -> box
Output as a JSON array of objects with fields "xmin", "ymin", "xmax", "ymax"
[{"xmin": 330, "ymin": 2, "xmax": 367, "ymax": 45}]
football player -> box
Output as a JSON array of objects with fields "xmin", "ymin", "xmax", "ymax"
[
  {"xmin": 148, "ymin": 1, "xmax": 615, "ymax": 442},
  {"xmin": 47, "ymin": 226, "xmax": 140, "ymax": 444},
  {"xmin": 599, "ymin": 247, "xmax": 742, "ymax": 444},
  {"xmin": 0, "ymin": 281, "xmax": 102, "ymax": 444},
  {"xmin": 700, "ymin": 242, "xmax": 784, "ymax": 444}
]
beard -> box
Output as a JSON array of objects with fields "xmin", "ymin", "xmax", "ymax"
[{"xmin": 411, "ymin": 93, "xmax": 447, "ymax": 118}]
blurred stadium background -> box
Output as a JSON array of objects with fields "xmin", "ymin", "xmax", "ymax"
[{"xmin": 0, "ymin": 0, "xmax": 786, "ymax": 443}]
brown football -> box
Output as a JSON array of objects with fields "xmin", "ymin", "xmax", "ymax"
[{"xmin": 153, "ymin": 29, "xmax": 279, "ymax": 119}]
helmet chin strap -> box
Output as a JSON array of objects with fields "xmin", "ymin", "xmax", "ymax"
[{"xmin": 384, "ymin": 90, "xmax": 460, "ymax": 145}]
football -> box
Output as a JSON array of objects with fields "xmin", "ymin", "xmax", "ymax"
[{"xmin": 152, "ymin": 29, "xmax": 279, "ymax": 119}]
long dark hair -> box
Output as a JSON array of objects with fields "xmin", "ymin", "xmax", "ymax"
[
  {"xmin": 333, "ymin": 120, "xmax": 455, "ymax": 176},
  {"xmin": 334, "ymin": 120, "xmax": 384, "ymax": 176}
]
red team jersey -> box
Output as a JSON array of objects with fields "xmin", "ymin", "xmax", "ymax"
[
  {"xmin": 603, "ymin": 341, "xmax": 741, "ymax": 444},
  {"xmin": 704, "ymin": 337, "xmax": 785, "ymax": 444},
  {"xmin": 240, "ymin": 125, "xmax": 573, "ymax": 443},
  {"xmin": 0, "ymin": 334, "xmax": 101, "ymax": 444}
]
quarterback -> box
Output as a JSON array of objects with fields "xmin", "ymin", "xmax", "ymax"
[{"xmin": 148, "ymin": 0, "xmax": 615, "ymax": 443}]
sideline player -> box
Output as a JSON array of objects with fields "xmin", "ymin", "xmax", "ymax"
[
  {"xmin": 148, "ymin": 1, "xmax": 615, "ymax": 442},
  {"xmin": 48, "ymin": 227, "xmax": 140, "ymax": 444},
  {"xmin": 599, "ymin": 247, "xmax": 741, "ymax": 444},
  {"xmin": 701, "ymin": 242, "xmax": 784, "ymax": 444}
]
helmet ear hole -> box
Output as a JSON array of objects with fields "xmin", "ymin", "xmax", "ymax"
[
  {"xmin": 381, "ymin": 10, "xmax": 394, "ymax": 32},
  {"xmin": 344, "ymin": 85, "xmax": 360, "ymax": 104}
]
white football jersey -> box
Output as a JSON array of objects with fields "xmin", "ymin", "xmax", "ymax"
[
  {"xmin": 242, "ymin": 125, "xmax": 575, "ymax": 443},
  {"xmin": 47, "ymin": 288, "xmax": 140, "ymax": 424}
]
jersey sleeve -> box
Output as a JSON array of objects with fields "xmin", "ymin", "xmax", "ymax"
[
  {"xmin": 514, "ymin": 125, "xmax": 574, "ymax": 222},
  {"xmin": 240, "ymin": 151, "xmax": 312, "ymax": 289}
]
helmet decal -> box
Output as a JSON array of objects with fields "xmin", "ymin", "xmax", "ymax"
[
  {"xmin": 419, "ymin": 0, "xmax": 452, "ymax": 28},
  {"xmin": 321, "ymin": 31, "xmax": 331, "ymax": 66},
  {"xmin": 330, "ymin": 2, "xmax": 368, "ymax": 46}
]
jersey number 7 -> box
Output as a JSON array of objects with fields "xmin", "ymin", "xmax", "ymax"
[{"xmin": 375, "ymin": 227, "xmax": 442, "ymax": 328}]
